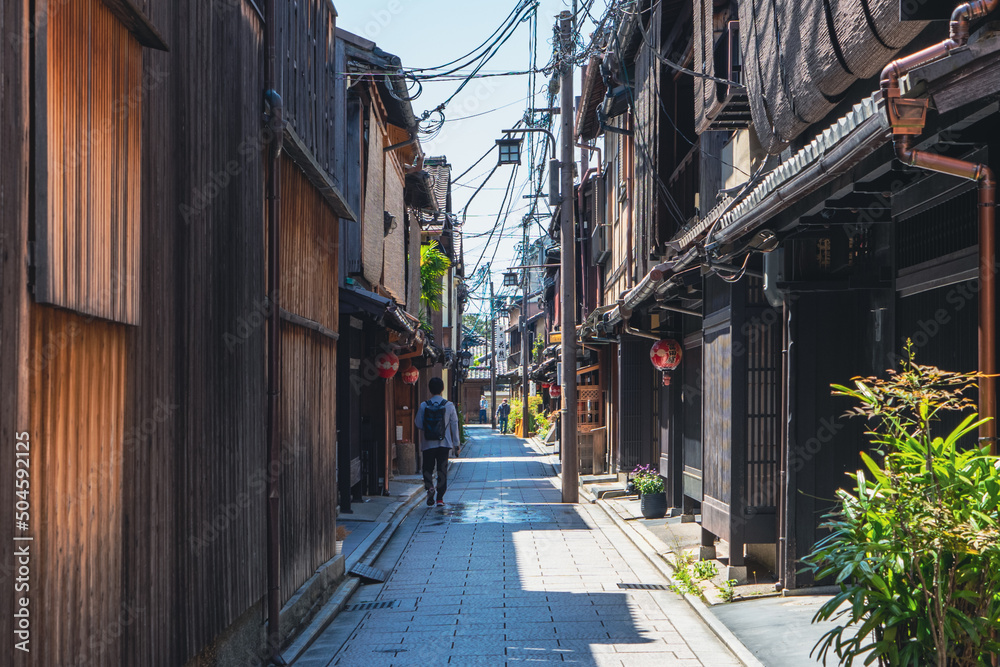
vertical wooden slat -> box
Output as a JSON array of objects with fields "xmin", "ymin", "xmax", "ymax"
[
  {"xmin": 30, "ymin": 306, "xmax": 127, "ymax": 667},
  {"xmin": 40, "ymin": 0, "xmax": 140, "ymax": 324}
]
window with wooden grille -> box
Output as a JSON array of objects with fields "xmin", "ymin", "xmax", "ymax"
[{"xmin": 34, "ymin": 0, "xmax": 165, "ymax": 324}]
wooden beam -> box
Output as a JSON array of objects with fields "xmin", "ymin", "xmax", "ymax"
[
  {"xmin": 279, "ymin": 307, "xmax": 340, "ymax": 341},
  {"xmin": 100, "ymin": 0, "xmax": 168, "ymax": 50}
]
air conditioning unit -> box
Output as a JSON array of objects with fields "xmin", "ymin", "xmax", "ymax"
[
  {"xmin": 592, "ymin": 223, "xmax": 610, "ymax": 265},
  {"xmin": 590, "ymin": 176, "xmax": 609, "ymax": 265}
]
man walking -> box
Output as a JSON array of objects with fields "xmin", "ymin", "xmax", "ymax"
[
  {"xmin": 497, "ymin": 398, "xmax": 511, "ymax": 435},
  {"xmin": 415, "ymin": 377, "xmax": 460, "ymax": 507},
  {"xmin": 479, "ymin": 395, "xmax": 488, "ymax": 424}
]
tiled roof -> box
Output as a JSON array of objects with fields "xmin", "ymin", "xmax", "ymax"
[{"xmin": 671, "ymin": 94, "xmax": 887, "ymax": 252}]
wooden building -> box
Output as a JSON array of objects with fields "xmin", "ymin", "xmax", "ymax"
[
  {"xmin": 334, "ymin": 31, "xmax": 446, "ymax": 509},
  {"xmin": 0, "ymin": 2, "xmax": 429, "ymax": 665},
  {"xmin": 569, "ymin": 0, "xmax": 1000, "ymax": 587}
]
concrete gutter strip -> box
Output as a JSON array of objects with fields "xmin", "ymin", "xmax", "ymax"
[
  {"xmin": 282, "ymin": 483, "xmax": 427, "ymax": 663},
  {"xmin": 595, "ymin": 498, "xmax": 767, "ymax": 667}
]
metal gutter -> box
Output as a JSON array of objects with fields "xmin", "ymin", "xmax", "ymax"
[{"xmin": 603, "ymin": 249, "xmax": 699, "ymax": 327}]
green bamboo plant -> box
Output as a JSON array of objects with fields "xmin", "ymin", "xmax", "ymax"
[{"xmin": 803, "ymin": 342, "xmax": 1000, "ymax": 666}]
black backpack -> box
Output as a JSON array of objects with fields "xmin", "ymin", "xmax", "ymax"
[{"xmin": 422, "ymin": 399, "xmax": 448, "ymax": 441}]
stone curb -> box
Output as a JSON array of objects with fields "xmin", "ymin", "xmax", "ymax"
[
  {"xmin": 593, "ymin": 499, "xmax": 766, "ymax": 667},
  {"xmin": 282, "ymin": 480, "xmax": 427, "ymax": 663}
]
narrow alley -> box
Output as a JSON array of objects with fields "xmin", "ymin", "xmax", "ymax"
[{"xmin": 294, "ymin": 427, "xmax": 742, "ymax": 666}]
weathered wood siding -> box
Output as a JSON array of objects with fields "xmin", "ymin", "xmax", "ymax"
[
  {"xmin": 279, "ymin": 157, "xmax": 339, "ymax": 603},
  {"xmin": 631, "ymin": 0, "xmax": 664, "ymax": 271},
  {"xmin": 0, "ymin": 2, "xmax": 31, "ymax": 661},
  {"xmin": 602, "ymin": 126, "xmax": 632, "ymax": 302},
  {"xmin": 363, "ymin": 104, "xmax": 385, "ymax": 286},
  {"xmin": 29, "ymin": 306, "xmax": 128, "ymax": 667},
  {"xmin": 702, "ymin": 317, "xmax": 734, "ymax": 541},
  {"xmin": 125, "ymin": 1, "xmax": 268, "ymax": 662},
  {"xmin": 278, "ymin": 0, "xmax": 340, "ymax": 185},
  {"xmin": 36, "ymin": 0, "xmax": 142, "ymax": 323}
]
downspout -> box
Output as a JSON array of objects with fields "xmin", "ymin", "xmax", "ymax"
[
  {"xmin": 576, "ymin": 142, "xmax": 603, "ymax": 172},
  {"xmin": 880, "ymin": 0, "xmax": 998, "ymax": 451},
  {"xmin": 264, "ymin": 0, "xmax": 285, "ymax": 661},
  {"xmin": 385, "ymin": 130, "xmax": 418, "ymax": 154},
  {"xmin": 626, "ymin": 118, "xmax": 635, "ymax": 289},
  {"xmin": 782, "ymin": 301, "xmax": 797, "ymax": 590},
  {"xmin": 578, "ymin": 168, "xmax": 599, "ymax": 319}
]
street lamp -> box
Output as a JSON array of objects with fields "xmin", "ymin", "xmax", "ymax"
[
  {"xmin": 503, "ymin": 271, "xmax": 519, "ymax": 287},
  {"xmin": 496, "ymin": 137, "xmax": 523, "ymax": 165}
]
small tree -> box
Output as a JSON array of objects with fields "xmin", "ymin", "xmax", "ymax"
[{"xmin": 803, "ymin": 343, "xmax": 1000, "ymax": 666}]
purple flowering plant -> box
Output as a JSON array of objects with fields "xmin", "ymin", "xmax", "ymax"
[{"xmin": 631, "ymin": 464, "xmax": 664, "ymax": 495}]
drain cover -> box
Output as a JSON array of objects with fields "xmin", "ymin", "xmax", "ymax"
[
  {"xmin": 346, "ymin": 599, "xmax": 398, "ymax": 612},
  {"xmin": 349, "ymin": 563, "xmax": 389, "ymax": 583},
  {"xmin": 617, "ymin": 583, "xmax": 670, "ymax": 590}
]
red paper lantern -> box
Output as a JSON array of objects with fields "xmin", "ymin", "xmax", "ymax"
[
  {"xmin": 401, "ymin": 365, "xmax": 419, "ymax": 385},
  {"xmin": 549, "ymin": 384, "xmax": 562, "ymax": 398},
  {"xmin": 375, "ymin": 351, "xmax": 399, "ymax": 379},
  {"xmin": 650, "ymin": 339, "xmax": 682, "ymax": 386}
]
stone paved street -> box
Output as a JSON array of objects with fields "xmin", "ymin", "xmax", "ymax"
[{"xmin": 295, "ymin": 427, "xmax": 743, "ymax": 666}]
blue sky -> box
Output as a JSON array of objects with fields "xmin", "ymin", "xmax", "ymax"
[{"xmin": 337, "ymin": 1, "xmax": 603, "ymax": 322}]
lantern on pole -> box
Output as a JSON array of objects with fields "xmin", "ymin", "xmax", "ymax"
[
  {"xmin": 375, "ymin": 351, "xmax": 400, "ymax": 379},
  {"xmin": 549, "ymin": 384, "xmax": 562, "ymax": 398},
  {"xmin": 401, "ymin": 364, "xmax": 419, "ymax": 385},
  {"xmin": 650, "ymin": 339, "xmax": 682, "ymax": 385}
]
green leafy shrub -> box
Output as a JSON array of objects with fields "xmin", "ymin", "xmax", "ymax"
[
  {"xmin": 456, "ymin": 407, "xmax": 468, "ymax": 445},
  {"xmin": 670, "ymin": 551, "xmax": 717, "ymax": 598},
  {"xmin": 510, "ymin": 395, "xmax": 547, "ymax": 436},
  {"xmin": 803, "ymin": 343, "xmax": 1000, "ymax": 666},
  {"xmin": 692, "ymin": 560, "xmax": 719, "ymax": 581},
  {"xmin": 719, "ymin": 579, "xmax": 738, "ymax": 603},
  {"xmin": 632, "ymin": 464, "xmax": 664, "ymax": 495}
]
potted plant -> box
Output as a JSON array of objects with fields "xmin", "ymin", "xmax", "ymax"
[
  {"xmin": 633, "ymin": 465, "xmax": 667, "ymax": 519},
  {"xmin": 335, "ymin": 524, "xmax": 350, "ymax": 555}
]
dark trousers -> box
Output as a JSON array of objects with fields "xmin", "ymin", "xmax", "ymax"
[
  {"xmin": 422, "ymin": 446, "xmax": 449, "ymax": 500},
  {"xmin": 499, "ymin": 416, "xmax": 508, "ymax": 434},
  {"xmin": 479, "ymin": 409, "xmax": 487, "ymax": 423}
]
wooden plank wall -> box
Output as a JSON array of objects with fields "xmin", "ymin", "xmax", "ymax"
[
  {"xmin": 630, "ymin": 0, "xmax": 661, "ymax": 275},
  {"xmin": 29, "ymin": 307, "xmax": 128, "ymax": 667},
  {"xmin": 278, "ymin": 0, "xmax": 338, "ymax": 179},
  {"xmin": 37, "ymin": 0, "xmax": 141, "ymax": 324},
  {"xmin": 126, "ymin": 0, "xmax": 267, "ymax": 662},
  {"xmin": 702, "ymin": 320, "xmax": 733, "ymax": 541},
  {"xmin": 0, "ymin": 1, "xmax": 33, "ymax": 663},
  {"xmin": 279, "ymin": 157, "xmax": 339, "ymax": 603}
]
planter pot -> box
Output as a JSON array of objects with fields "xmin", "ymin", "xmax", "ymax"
[
  {"xmin": 639, "ymin": 492, "xmax": 668, "ymax": 519},
  {"xmin": 335, "ymin": 540, "xmax": 343, "ymax": 556}
]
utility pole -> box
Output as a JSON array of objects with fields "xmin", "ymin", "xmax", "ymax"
[
  {"xmin": 490, "ymin": 280, "xmax": 497, "ymax": 431},
  {"xmin": 521, "ymin": 239, "xmax": 530, "ymax": 437},
  {"xmin": 559, "ymin": 10, "xmax": 579, "ymax": 503}
]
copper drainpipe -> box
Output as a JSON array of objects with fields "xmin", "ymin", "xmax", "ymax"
[
  {"xmin": 880, "ymin": 0, "xmax": 998, "ymax": 451},
  {"xmin": 264, "ymin": 0, "xmax": 285, "ymax": 661},
  {"xmin": 578, "ymin": 168, "xmax": 599, "ymax": 319}
]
